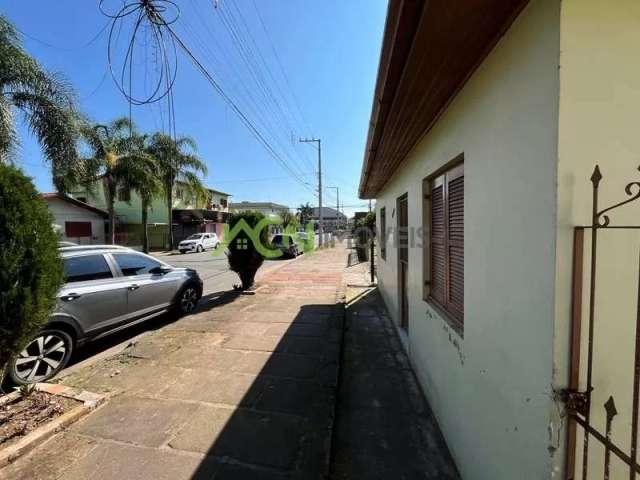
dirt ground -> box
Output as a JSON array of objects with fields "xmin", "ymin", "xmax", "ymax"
[{"xmin": 0, "ymin": 391, "xmax": 79, "ymax": 448}]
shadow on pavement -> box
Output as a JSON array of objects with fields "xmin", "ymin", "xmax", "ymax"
[
  {"xmin": 183, "ymin": 301, "xmax": 342, "ymax": 479},
  {"xmin": 329, "ymin": 287, "xmax": 460, "ymax": 479}
]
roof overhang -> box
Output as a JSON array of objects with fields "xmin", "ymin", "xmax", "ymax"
[
  {"xmin": 359, "ymin": 0, "xmax": 530, "ymax": 198},
  {"xmin": 41, "ymin": 193, "xmax": 109, "ymax": 218}
]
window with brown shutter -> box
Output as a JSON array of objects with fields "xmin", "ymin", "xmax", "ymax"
[
  {"xmin": 65, "ymin": 221, "xmax": 92, "ymax": 238},
  {"xmin": 380, "ymin": 207, "xmax": 386, "ymax": 260},
  {"xmin": 424, "ymin": 158, "xmax": 464, "ymax": 333}
]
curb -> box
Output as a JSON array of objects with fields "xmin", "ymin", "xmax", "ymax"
[
  {"xmin": 322, "ymin": 280, "xmax": 347, "ymax": 479},
  {"xmin": 0, "ymin": 383, "xmax": 106, "ymax": 469}
]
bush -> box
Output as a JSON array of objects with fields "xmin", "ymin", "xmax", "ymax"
[
  {"xmin": 0, "ymin": 165, "xmax": 63, "ymax": 380},
  {"xmin": 226, "ymin": 211, "xmax": 269, "ymax": 290}
]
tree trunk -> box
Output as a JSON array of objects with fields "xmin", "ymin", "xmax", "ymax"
[
  {"xmin": 141, "ymin": 198, "xmax": 149, "ymax": 253},
  {"xmin": 104, "ymin": 178, "xmax": 116, "ymax": 245},
  {"xmin": 167, "ymin": 181, "xmax": 174, "ymax": 251}
]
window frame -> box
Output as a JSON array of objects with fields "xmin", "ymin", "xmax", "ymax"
[
  {"xmin": 65, "ymin": 221, "xmax": 92, "ymax": 238},
  {"xmin": 63, "ymin": 254, "xmax": 114, "ymax": 283},
  {"xmin": 111, "ymin": 252, "xmax": 162, "ymax": 277},
  {"xmin": 423, "ymin": 155, "xmax": 464, "ymax": 335},
  {"xmin": 380, "ymin": 206, "xmax": 386, "ymax": 261}
]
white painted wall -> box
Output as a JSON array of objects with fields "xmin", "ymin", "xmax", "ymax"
[
  {"xmin": 45, "ymin": 197, "xmax": 106, "ymax": 245},
  {"xmin": 374, "ymin": 0, "xmax": 560, "ymax": 478},
  {"xmin": 554, "ymin": 1, "xmax": 640, "ymax": 478}
]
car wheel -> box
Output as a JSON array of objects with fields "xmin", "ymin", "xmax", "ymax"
[
  {"xmin": 176, "ymin": 284, "xmax": 200, "ymax": 315},
  {"xmin": 196, "ymin": 245, "xmax": 203, "ymax": 253},
  {"xmin": 8, "ymin": 329, "xmax": 73, "ymax": 385}
]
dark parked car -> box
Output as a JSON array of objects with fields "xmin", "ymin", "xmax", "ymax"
[
  {"xmin": 7, "ymin": 246, "xmax": 203, "ymax": 385},
  {"xmin": 271, "ymin": 234, "xmax": 300, "ymax": 258}
]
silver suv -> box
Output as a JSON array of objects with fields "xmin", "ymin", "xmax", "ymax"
[{"xmin": 7, "ymin": 246, "xmax": 203, "ymax": 385}]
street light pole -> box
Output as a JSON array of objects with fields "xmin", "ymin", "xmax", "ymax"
[{"xmin": 300, "ymin": 138, "xmax": 323, "ymax": 243}]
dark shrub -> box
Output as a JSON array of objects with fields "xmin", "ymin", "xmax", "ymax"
[
  {"xmin": 0, "ymin": 165, "xmax": 63, "ymax": 379},
  {"xmin": 227, "ymin": 211, "xmax": 269, "ymax": 290}
]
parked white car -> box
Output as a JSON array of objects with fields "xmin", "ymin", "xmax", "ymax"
[{"xmin": 178, "ymin": 233, "xmax": 220, "ymax": 253}]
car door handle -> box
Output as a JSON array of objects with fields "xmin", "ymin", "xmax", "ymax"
[
  {"xmin": 128, "ymin": 284, "xmax": 140, "ymax": 291},
  {"xmin": 62, "ymin": 293, "xmax": 81, "ymax": 302}
]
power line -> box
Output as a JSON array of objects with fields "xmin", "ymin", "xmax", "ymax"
[{"xmin": 165, "ymin": 22, "xmax": 316, "ymax": 195}]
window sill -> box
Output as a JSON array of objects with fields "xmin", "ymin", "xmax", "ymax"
[{"xmin": 425, "ymin": 297, "xmax": 464, "ymax": 339}]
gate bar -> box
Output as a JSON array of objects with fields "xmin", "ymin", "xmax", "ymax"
[
  {"xmin": 565, "ymin": 227, "xmax": 585, "ymax": 480},
  {"xmin": 632, "ymin": 251, "xmax": 640, "ymax": 480}
]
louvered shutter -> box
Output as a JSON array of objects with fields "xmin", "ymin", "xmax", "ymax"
[
  {"xmin": 430, "ymin": 179, "xmax": 445, "ymax": 304},
  {"xmin": 447, "ymin": 167, "xmax": 464, "ymax": 323}
]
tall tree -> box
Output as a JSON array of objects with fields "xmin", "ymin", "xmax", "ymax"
[
  {"xmin": 0, "ymin": 15, "xmax": 81, "ymax": 190},
  {"xmin": 146, "ymin": 133, "xmax": 207, "ymax": 251},
  {"xmin": 80, "ymin": 117, "xmax": 148, "ymax": 244},
  {"xmin": 297, "ymin": 202, "xmax": 313, "ymax": 226},
  {"xmin": 134, "ymin": 156, "xmax": 162, "ymax": 253}
]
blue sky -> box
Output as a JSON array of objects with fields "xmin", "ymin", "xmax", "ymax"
[{"xmin": 1, "ymin": 0, "xmax": 387, "ymax": 216}]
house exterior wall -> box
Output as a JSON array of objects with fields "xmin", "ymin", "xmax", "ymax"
[
  {"xmin": 374, "ymin": 1, "xmax": 560, "ymax": 478},
  {"xmin": 45, "ymin": 197, "xmax": 106, "ymax": 244},
  {"xmin": 553, "ymin": 1, "xmax": 640, "ymax": 477},
  {"xmin": 70, "ymin": 183, "xmax": 229, "ymax": 225}
]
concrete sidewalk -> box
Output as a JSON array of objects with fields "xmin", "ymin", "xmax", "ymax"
[
  {"xmin": 330, "ymin": 264, "xmax": 460, "ymax": 479},
  {"xmin": 2, "ymin": 245, "xmax": 347, "ymax": 480}
]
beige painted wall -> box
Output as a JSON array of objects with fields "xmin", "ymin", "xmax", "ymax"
[
  {"xmin": 374, "ymin": 0, "xmax": 561, "ymax": 478},
  {"xmin": 554, "ymin": 1, "xmax": 640, "ymax": 478},
  {"xmin": 45, "ymin": 197, "xmax": 106, "ymax": 244}
]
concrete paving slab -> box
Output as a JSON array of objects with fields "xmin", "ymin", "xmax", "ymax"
[
  {"xmin": 0, "ymin": 433, "xmax": 98, "ymax": 480},
  {"xmin": 162, "ymin": 369, "xmax": 267, "ymax": 407},
  {"xmin": 161, "ymin": 345, "xmax": 246, "ymax": 370},
  {"xmin": 62, "ymin": 441, "xmax": 218, "ymax": 480},
  {"xmin": 255, "ymin": 378, "xmax": 333, "ymax": 418},
  {"xmin": 221, "ymin": 334, "xmax": 284, "ymax": 352},
  {"xmin": 74, "ymin": 396, "xmax": 197, "ymax": 447},
  {"xmin": 168, "ymin": 405, "xmax": 303, "ymax": 469},
  {"xmin": 259, "ymin": 353, "xmax": 321, "ymax": 380}
]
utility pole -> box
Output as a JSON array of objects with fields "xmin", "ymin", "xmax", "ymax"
[
  {"xmin": 300, "ymin": 138, "xmax": 323, "ymax": 243},
  {"xmin": 327, "ymin": 186, "xmax": 339, "ymax": 230},
  {"xmin": 368, "ymin": 199, "xmax": 372, "ymax": 213}
]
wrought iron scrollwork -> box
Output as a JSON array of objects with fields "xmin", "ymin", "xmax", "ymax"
[{"xmin": 592, "ymin": 165, "xmax": 640, "ymax": 227}]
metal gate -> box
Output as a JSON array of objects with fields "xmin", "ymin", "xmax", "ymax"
[{"xmin": 563, "ymin": 165, "xmax": 640, "ymax": 479}]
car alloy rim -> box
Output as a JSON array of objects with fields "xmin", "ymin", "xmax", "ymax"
[
  {"xmin": 14, "ymin": 334, "xmax": 67, "ymax": 382},
  {"xmin": 181, "ymin": 288, "xmax": 198, "ymax": 313}
]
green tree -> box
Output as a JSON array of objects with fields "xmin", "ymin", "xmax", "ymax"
[
  {"xmin": 79, "ymin": 117, "xmax": 148, "ymax": 244},
  {"xmin": 279, "ymin": 210, "xmax": 298, "ymax": 230},
  {"xmin": 0, "ymin": 15, "xmax": 81, "ymax": 191},
  {"xmin": 227, "ymin": 211, "xmax": 269, "ymax": 290},
  {"xmin": 297, "ymin": 202, "xmax": 313, "ymax": 226},
  {"xmin": 146, "ymin": 133, "xmax": 207, "ymax": 250},
  {"xmin": 134, "ymin": 157, "xmax": 162, "ymax": 253},
  {"xmin": 0, "ymin": 164, "xmax": 63, "ymax": 381}
]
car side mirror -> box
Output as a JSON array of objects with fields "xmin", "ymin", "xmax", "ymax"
[{"xmin": 150, "ymin": 266, "xmax": 172, "ymax": 275}]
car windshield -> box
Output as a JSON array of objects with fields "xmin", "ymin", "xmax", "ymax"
[{"xmin": 186, "ymin": 234, "xmax": 203, "ymax": 240}]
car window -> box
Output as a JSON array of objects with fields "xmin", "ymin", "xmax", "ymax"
[
  {"xmin": 272, "ymin": 235, "xmax": 283, "ymax": 244},
  {"xmin": 64, "ymin": 255, "xmax": 113, "ymax": 283},
  {"xmin": 187, "ymin": 234, "xmax": 202, "ymax": 240},
  {"xmin": 113, "ymin": 253, "xmax": 161, "ymax": 277}
]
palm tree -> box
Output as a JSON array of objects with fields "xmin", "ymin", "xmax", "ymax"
[
  {"xmin": 0, "ymin": 15, "xmax": 81, "ymax": 191},
  {"xmin": 146, "ymin": 133, "xmax": 207, "ymax": 251},
  {"xmin": 119, "ymin": 135, "xmax": 161, "ymax": 253},
  {"xmin": 80, "ymin": 117, "xmax": 148, "ymax": 244},
  {"xmin": 297, "ymin": 202, "xmax": 313, "ymax": 226}
]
